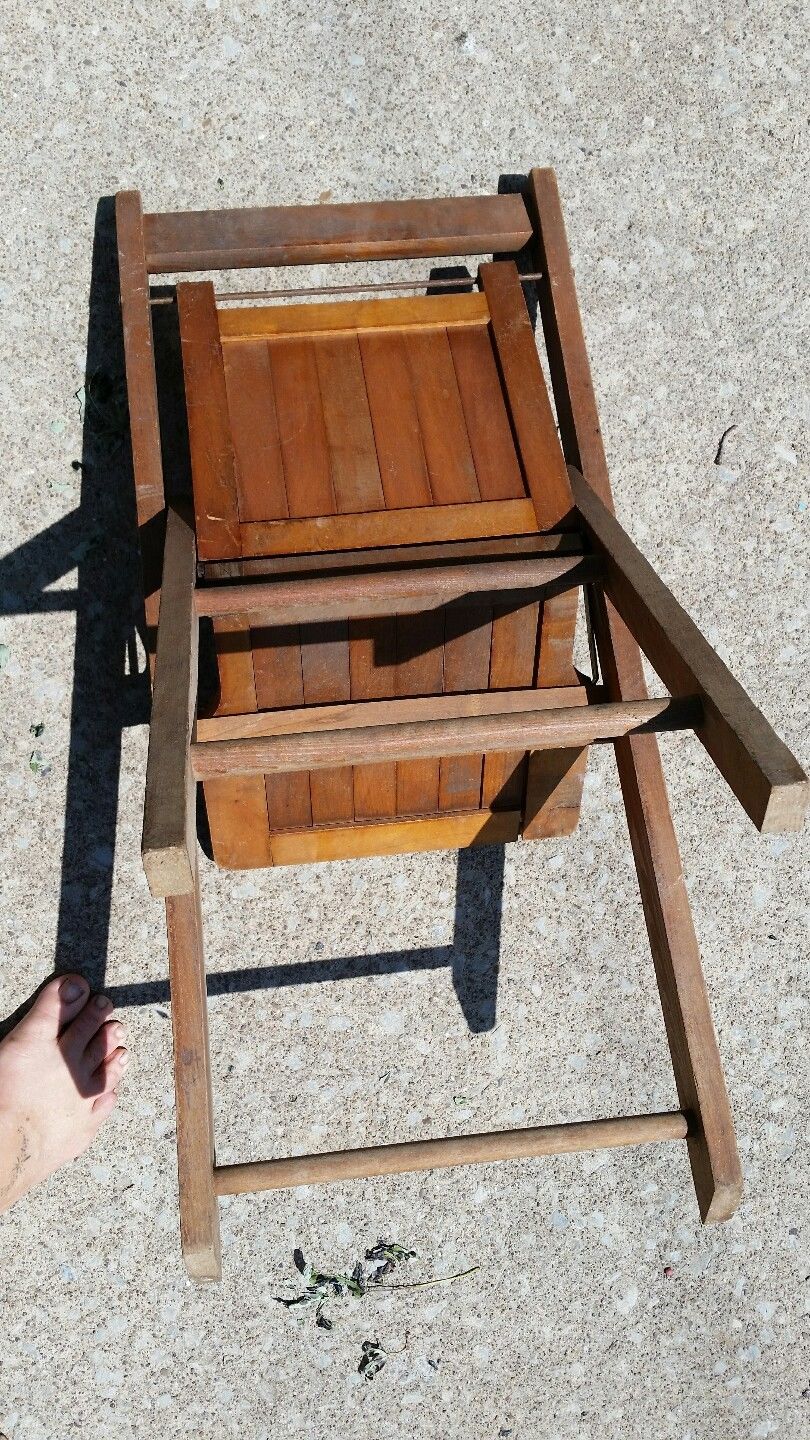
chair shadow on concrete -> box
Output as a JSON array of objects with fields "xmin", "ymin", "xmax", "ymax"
[{"xmin": 0, "ymin": 195, "xmax": 508, "ymax": 1039}]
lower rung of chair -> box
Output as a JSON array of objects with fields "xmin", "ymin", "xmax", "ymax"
[
  {"xmin": 213, "ymin": 1111, "xmax": 690, "ymax": 1195},
  {"xmin": 191, "ymin": 696, "xmax": 703, "ymax": 780}
]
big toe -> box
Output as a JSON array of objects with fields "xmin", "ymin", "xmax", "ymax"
[{"xmin": 18, "ymin": 974, "xmax": 90, "ymax": 1039}]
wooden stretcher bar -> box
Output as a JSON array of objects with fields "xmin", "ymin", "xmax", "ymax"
[
  {"xmin": 214, "ymin": 1111, "xmax": 690, "ymax": 1194},
  {"xmin": 189, "ymin": 698, "xmax": 703, "ymax": 781},
  {"xmin": 193, "ymin": 553, "xmax": 602, "ymax": 621}
]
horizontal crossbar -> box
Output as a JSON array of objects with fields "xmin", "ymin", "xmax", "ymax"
[
  {"xmin": 190, "ymin": 696, "xmax": 703, "ymax": 779},
  {"xmin": 200, "ymin": 530, "xmax": 584, "ymax": 581},
  {"xmin": 195, "ymin": 684, "xmax": 588, "ymax": 744},
  {"xmin": 194, "ymin": 553, "xmax": 600, "ymax": 621},
  {"xmin": 213, "ymin": 1111, "xmax": 690, "ymax": 1194},
  {"xmin": 144, "ymin": 193, "xmax": 533, "ymax": 273}
]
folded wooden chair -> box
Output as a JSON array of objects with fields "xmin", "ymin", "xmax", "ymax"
[{"xmin": 116, "ymin": 170, "xmax": 808, "ymax": 1281}]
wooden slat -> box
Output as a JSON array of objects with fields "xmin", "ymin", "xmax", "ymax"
[
  {"xmin": 191, "ymin": 697, "xmax": 703, "ymax": 779},
  {"xmin": 404, "ymin": 329, "xmax": 480, "ymax": 503},
  {"xmin": 214, "ymin": 1110, "xmax": 689, "ymax": 1193},
  {"xmin": 269, "ymin": 808, "xmax": 521, "ymax": 867},
  {"xmin": 314, "ymin": 335, "xmax": 385, "ymax": 513},
  {"xmin": 527, "ymin": 165, "xmax": 742, "ymax": 1222},
  {"xmin": 221, "ymin": 341, "xmax": 287, "ymax": 521},
  {"xmin": 266, "ymin": 338, "xmax": 335, "ymax": 517},
  {"xmin": 219, "ymin": 291, "xmax": 488, "ymax": 340},
  {"xmin": 252, "ymin": 621, "xmax": 312, "ymax": 830},
  {"xmin": 142, "ymin": 508, "xmax": 197, "ymax": 898},
  {"xmin": 204, "ymin": 616, "xmax": 274, "ymax": 868},
  {"xmin": 480, "ymin": 261, "xmax": 574, "ymax": 530},
  {"xmin": 350, "ymin": 616, "xmax": 398, "ymax": 819},
  {"xmin": 395, "ymin": 608, "xmax": 445, "ymax": 815},
  {"xmin": 176, "ymin": 282, "xmax": 241, "ymax": 560},
  {"xmin": 523, "ymin": 586, "xmax": 588, "ymax": 839},
  {"xmin": 239, "ymin": 498, "xmax": 538, "ymax": 556},
  {"xmin": 570, "ymin": 466, "xmax": 809, "ymax": 833},
  {"xmin": 116, "ymin": 191, "xmax": 166, "ymax": 654},
  {"xmin": 482, "ymin": 600, "xmax": 541, "ymax": 809},
  {"xmin": 144, "ymin": 193, "xmax": 533, "ymax": 271},
  {"xmin": 439, "ymin": 603, "xmax": 492, "ymax": 810},
  {"xmin": 194, "ymin": 553, "xmax": 600, "ymax": 620},
  {"xmin": 196, "ymin": 684, "xmax": 588, "ymax": 742},
  {"xmin": 300, "ymin": 622, "xmax": 354, "ymax": 824},
  {"xmin": 360, "ymin": 331, "xmax": 433, "ymax": 508},
  {"xmin": 448, "ymin": 324, "xmax": 526, "ymax": 500},
  {"xmin": 202, "ymin": 530, "xmax": 584, "ymax": 581}
]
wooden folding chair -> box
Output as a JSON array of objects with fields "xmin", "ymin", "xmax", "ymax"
[{"xmin": 116, "ymin": 170, "xmax": 809, "ymax": 1281}]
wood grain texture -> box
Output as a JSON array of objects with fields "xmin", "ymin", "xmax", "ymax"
[
  {"xmin": 221, "ymin": 341, "xmax": 287, "ymax": 521},
  {"xmin": 194, "ymin": 554, "xmax": 600, "ymax": 620},
  {"xmin": 177, "ymin": 282, "xmax": 241, "ymax": 561},
  {"xmin": 439, "ymin": 603, "xmax": 492, "ymax": 811},
  {"xmin": 300, "ymin": 621, "xmax": 354, "ymax": 824},
  {"xmin": 404, "ymin": 329, "xmax": 480, "ymax": 503},
  {"xmin": 359, "ymin": 330, "xmax": 433, "ymax": 508},
  {"xmin": 214, "ymin": 1110, "xmax": 689, "ymax": 1193},
  {"xmin": 219, "ymin": 291, "xmax": 488, "ymax": 339},
  {"xmin": 115, "ymin": 191, "xmax": 165, "ymax": 650},
  {"xmin": 482, "ymin": 599, "xmax": 541, "ymax": 809},
  {"xmin": 480, "ymin": 261, "xmax": 574, "ymax": 531},
  {"xmin": 142, "ymin": 508, "xmax": 198, "ymax": 898},
  {"xmin": 523, "ymin": 586, "xmax": 588, "ymax": 839},
  {"xmin": 448, "ymin": 323, "xmax": 526, "ymax": 500},
  {"xmin": 144, "ymin": 193, "xmax": 533, "ymax": 271},
  {"xmin": 238, "ymin": 498, "xmax": 539, "ymax": 556},
  {"xmin": 196, "ymin": 684, "xmax": 587, "ymax": 742},
  {"xmin": 191, "ymin": 696, "xmax": 702, "ymax": 779},
  {"xmin": 395, "ymin": 608, "xmax": 445, "ymax": 815},
  {"xmin": 202, "ymin": 531, "xmax": 584, "ymax": 581},
  {"xmin": 165, "ymin": 874, "xmax": 221, "ymax": 1279},
  {"xmin": 252, "ymin": 621, "xmax": 312, "ymax": 830},
  {"xmin": 314, "ymin": 335, "xmax": 385, "ymax": 513},
  {"xmin": 266, "ymin": 338, "xmax": 335, "ymax": 518},
  {"xmin": 203, "ymin": 615, "xmax": 274, "ymax": 869},
  {"xmin": 570, "ymin": 465, "xmax": 809, "ymax": 833},
  {"xmin": 269, "ymin": 808, "xmax": 521, "ymax": 867},
  {"xmin": 527, "ymin": 164, "xmax": 742, "ymax": 1222},
  {"xmin": 349, "ymin": 615, "xmax": 398, "ymax": 819}
]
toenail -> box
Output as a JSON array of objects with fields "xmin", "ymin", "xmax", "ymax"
[
  {"xmin": 119, "ymin": 1051, "xmax": 130, "ymax": 1068},
  {"xmin": 61, "ymin": 977, "xmax": 86, "ymax": 1001},
  {"xmin": 94, "ymin": 994, "xmax": 112, "ymax": 1011}
]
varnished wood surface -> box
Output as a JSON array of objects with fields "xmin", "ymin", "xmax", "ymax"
[
  {"xmin": 144, "ymin": 193, "xmax": 533, "ymax": 272},
  {"xmin": 194, "ymin": 553, "xmax": 600, "ymax": 620},
  {"xmin": 142, "ymin": 508, "xmax": 198, "ymax": 898},
  {"xmin": 570, "ymin": 465, "xmax": 809, "ymax": 833},
  {"xmin": 218, "ymin": 291, "xmax": 488, "ymax": 339},
  {"xmin": 214, "ymin": 1111, "xmax": 689, "ymax": 1193},
  {"xmin": 191, "ymin": 697, "xmax": 703, "ymax": 779},
  {"xmin": 268, "ymin": 807, "xmax": 521, "ymax": 867},
  {"xmin": 115, "ymin": 191, "xmax": 166, "ymax": 654},
  {"xmin": 238, "ymin": 499, "xmax": 539, "ymax": 557},
  {"xmin": 528, "ymin": 165, "xmax": 743, "ymax": 1223}
]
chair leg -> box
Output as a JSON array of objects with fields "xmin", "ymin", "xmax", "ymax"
[
  {"xmin": 526, "ymin": 166, "xmax": 742, "ymax": 1221},
  {"xmin": 165, "ymin": 873, "xmax": 222, "ymax": 1281}
]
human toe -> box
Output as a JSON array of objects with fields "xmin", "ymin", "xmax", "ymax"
[
  {"xmin": 61, "ymin": 991, "xmax": 114, "ymax": 1058},
  {"xmin": 18, "ymin": 974, "xmax": 90, "ymax": 1039},
  {"xmin": 82, "ymin": 1021, "xmax": 126, "ymax": 1080},
  {"xmin": 96, "ymin": 1046, "xmax": 129, "ymax": 1097}
]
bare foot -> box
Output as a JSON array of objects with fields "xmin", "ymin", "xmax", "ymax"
[{"xmin": 0, "ymin": 974, "xmax": 128, "ymax": 1212}]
